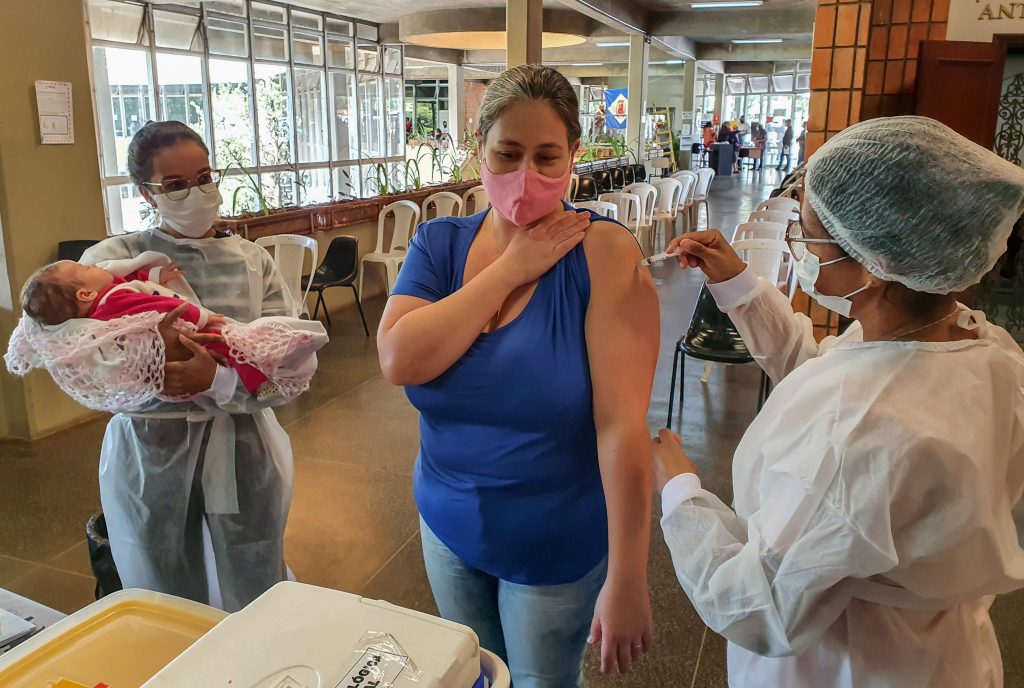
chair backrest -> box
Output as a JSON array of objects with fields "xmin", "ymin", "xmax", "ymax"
[
  {"xmin": 732, "ymin": 221, "xmax": 788, "ymax": 242},
  {"xmin": 575, "ymin": 175, "xmax": 598, "ymax": 201},
  {"xmin": 671, "ymin": 170, "xmax": 699, "ymax": 206},
  {"xmin": 575, "ymin": 200, "xmax": 618, "ymax": 220},
  {"xmin": 623, "ymin": 182, "xmax": 657, "ymax": 225},
  {"xmin": 422, "ymin": 191, "xmax": 463, "ymax": 221},
  {"xmin": 462, "ymin": 186, "xmax": 489, "ymax": 215},
  {"xmin": 631, "ymin": 163, "xmax": 648, "ymax": 182},
  {"xmin": 695, "ymin": 167, "xmax": 715, "ymax": 198},
  {"xmin": 378, "ymin": 200, "xmax": 421, "ymax": 254},
  {"xmin": 622, "ymin": 165, "xmax": 635, "ymax": 186},
  {"xmin": 598, "ymin": 192, "xmax": 642, "ymax": 227},
  {"xmin": 317, "ymin": 235, "xmax": 359, "ymax": 284},
  {"xmin": 564, "ymin": 174, "xmax": 580, "ymax": 203},
  {"xmin": 749, "ymin": 209, "xmax": 796, "ymax": 225},
  {"xmin": 593, "ymin": 170, "xmax": 613, "ymax": 193},
  {"xmin": 732, "ymin": 237, "xmax": 790, "ymax": 288},
  {"xmin": 651, "ymin": 178, "xmax": 683, "ymax": 217},
  {"xmin": 610, "ymin": 167, "xmax": 625, "ymax": 189},
  {"xmin": 756, "ymin": 196, "xmax": 800, "ymax": 214},
  {"xmin": 255, "ymin": 234, "xmax": 318, "ymax": 315}
]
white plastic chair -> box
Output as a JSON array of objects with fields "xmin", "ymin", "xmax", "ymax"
[
  {"xmin": 462, "ymin": 186, "xmax": 489, "ymax": 216},
  {"xmin": 749, "ymin": 209, "xmax": 797, "ymax": 225},
  {"xmin": 732, "ymin": 236, "xmax": 792, "ymax": 293},
  {"xmin": 671, "ymin": 170, "xmax": 699, "ymax": 231},
  {"xmin": 650, "ymin": 178, "xmax": 683, "ymax": 251},
  {"xmin": 624, "ymin": 182, "xmax": 657, "ymax": 244},
  {"xmin": 733, "ymin": 221, "xmax": 793, "ymax": 296},
  {"xmin": 359, "ymin": 200, "xmax": 420, "ymax": 298},
  {"xmin": 575, "ymin": 200, "xmax": 618, "ymax": 220},
  {"xmin": 255, "ymin": 234, "xmax": 317, "ymax": 317},
  {"xmin": 756, "ymin": 196, "xmax": 800, "ymax": 215},
  {"xmin": 598, "ymin": 192, "xmax": 642, "ymax": 232},
  {"xmin": 692, "ymin": 167, "xmax": 716, "ymax": 230},
  {"xmin": 422, "ymin": 191, "xmax": 463, "ymax": 221},
  {"xmin": 564, "ymin": 174, "xmax": 580, "ymax": 203}
]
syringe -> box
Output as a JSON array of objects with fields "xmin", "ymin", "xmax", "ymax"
[{"xmin": 637, "ymin": 250, "xmax": 680, "ymax": 268}]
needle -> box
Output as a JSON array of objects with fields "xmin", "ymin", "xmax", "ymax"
[{"xmin": 637, "ymin": 250, "xmax": 680, "ymax": 268}]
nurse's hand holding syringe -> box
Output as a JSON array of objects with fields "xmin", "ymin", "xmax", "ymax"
[{"xmin": 638, "ymin": 230, "xmax": 746, "ymax": 284}]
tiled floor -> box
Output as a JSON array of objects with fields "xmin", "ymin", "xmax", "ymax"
[{"xmin": 3, "ymin": 166, "xmax": 1024, "ymax": 685}]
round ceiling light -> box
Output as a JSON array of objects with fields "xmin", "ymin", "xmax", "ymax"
[{"xmin": 399, "ymin": 9, "xmax": 590, "ymax": 51}]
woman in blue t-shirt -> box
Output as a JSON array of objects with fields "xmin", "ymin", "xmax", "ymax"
[{"xmin": 378, "ymin": 64, "xmax": 659, "ymax": 687}]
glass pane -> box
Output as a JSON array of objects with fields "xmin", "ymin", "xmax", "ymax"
[
  {"xmin": 333, "ymin": 166, "xmax": 359, "ymax": 199},
  {"xmin": 294, "ymin": 69, "xmax": 329, "ymax": 163},
  {"xmin": 327, "ymin": 18, "xmax": 353, "ymax": 36},
  {"xmin": 385, "ymin": 77, "xmax": 404, "ymax": 158},
  {"xmin": 261, "ymin": 171, "xmax": 297, "ymax": 209},
  {"xmin": 726, "ymin": 77, "xmax": 745, "ymax": 95},
  {"xmin": 210, "ymin": 59, "xmax": 254, "ymax": 168},
  {"xmin": 330, "ymin": 72, "xmax": 358, "ymax": 162},
  {"xmin": 92, "ymin": 46, "xmax": 154, "ymax": 178},
  {"xmin": 300, "ymin": 168, "xmax": 331, "ymax": 204},
  {"xmin": 157, "ymin": 53, "xmax": 206, "ymax": 135},
  {"xmin": 291, "ymin": 11, "xmax": 322, "ymax": 31},
  {"xmin": 772, "ymin": 74, "xmax": 795, "ymax": 93},
  {"xmin": 795, "ymin": 73, "xmax": 810, "ymax": 91},
  {"xmin": 254, "ymin": 63, "xmax": 293, "ymax": 166},
  {"xmin": 328, "ymin": 37, "xmax": 354, "ymax": 69},
  {"xmin": 748, "ymin": 76, "xmax": 769, "ymax": 94},
  {"xmin": 207, "ymin": 17, "xmax": 249, "ymax": 57},
  {"xmin": 220, "ymin": 173, "xmax": 254, "ymax": 216},
  {"xmin": 357, "ymin": 45, "xmax": 380, "ymax": 73},
  {"xmin": 358, "ymin": 75, "xmax": 384, "ymax": 158},
  {"xmin": 292, "ymin": 29, "xmax": 325, "ymax": 66},
  {"xmin": 204, "ymin": 0, "xmax": 247, "ymax": 15},
  {"xmin": 384, "ymin": 47, "xmax": 402, "ymax": 74},
  {"xmin": 154, "ymin": 10, "xmax": 199, "ymax": 50},
  {"xmin": 105, "ymin": 184, "xmax": 156, "ymax": 234},
  {"xmin": 252, "ymin": 2, "xmax": 285, "ymax": 23},
  {"xmin": 356, "ymin": 24, "xmax": 378, "ymax": 41},
  {"xmin": 253, "ymin": 23, "xmax": 288, "ymax": 61},
  {"xmin": 88, "ymin": 0, "xmax": 144, "ymax": 43}
]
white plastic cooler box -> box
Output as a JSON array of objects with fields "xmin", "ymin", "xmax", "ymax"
[{"xmin": 144, "ymin": 581, "xmax": 504, "ymax": 688}]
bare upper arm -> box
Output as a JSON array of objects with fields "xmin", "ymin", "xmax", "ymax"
[{"xmin": 583, "ymin": 221, "xmax": 660, "ymax": 427}]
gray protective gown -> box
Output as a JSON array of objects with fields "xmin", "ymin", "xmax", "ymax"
[{"xmin": 82, "ymin": 227, "xmax": 300, "ymax": 612}]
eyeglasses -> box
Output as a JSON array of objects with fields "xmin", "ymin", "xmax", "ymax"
[
  {"xmin": 786, "ymin": 219, "xmax": 838, "ymax": 260},
  {"xmin": 142, "ymin": 169, "xmax": 222, "ymax": 201}
]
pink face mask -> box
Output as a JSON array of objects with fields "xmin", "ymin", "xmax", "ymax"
[{"xmin": 480, "ymin": 158, "xmax": 572, "ymax": 227}]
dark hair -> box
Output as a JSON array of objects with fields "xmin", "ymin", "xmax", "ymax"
[
  {"xmin": 21, "ymin": 262, "xmax": 80, "ymax": 326},
  {"xmin": 477, "ymin": 64, "xmax": 582, "ymax": 146},
  {"xmin": 127, "ymin": 120, "xmax": 209, "ymax": 186}
]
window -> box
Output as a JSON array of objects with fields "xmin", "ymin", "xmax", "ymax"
[{"xmin": 88, "ymin": 0, "xmax": 401, "ymax": 234}]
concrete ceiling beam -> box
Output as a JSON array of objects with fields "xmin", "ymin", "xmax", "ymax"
[
  {"xmin": 398, "ymin": 8, "xmax": 600, "ymax": 48},
  {"xmin": 651, "ymin": 35, "xmax": 697, "ymax": 60},
  {"xmin": 402, "ymin": 44, "xmax": 467, "ymax": 65},
  {"xmin": 696, "ymin": 41, "xmax": 813, "ymax": 61},
  {"xmin": 553, "ymin": 0, "xmax": 649, "ymax": 35},
  {"xmin": 649, "ymin": 7, "xmax": 815, "ymax": 40}
]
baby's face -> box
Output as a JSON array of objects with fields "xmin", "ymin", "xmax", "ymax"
[{"xmin": 57, "ymin": 261, "xmax": 114, "ymax": 298}]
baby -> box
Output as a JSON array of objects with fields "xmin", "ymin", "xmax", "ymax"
[{"xmin": 18, "ymin": 253, "xmax": 322, "ymax": 402}]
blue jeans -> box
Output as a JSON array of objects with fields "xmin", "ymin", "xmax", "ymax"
[{"xmin": 420, "ymin": 518, "xmax": 607, "ymax": 688}]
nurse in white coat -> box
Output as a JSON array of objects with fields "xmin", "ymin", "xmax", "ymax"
[
  {"xmin": 81, "ymin": 121, "xmax": 304, "ymax": 611},
  {"xmin": 653, "ymin": 116, "xmax": 1024, "ymax": 687}
]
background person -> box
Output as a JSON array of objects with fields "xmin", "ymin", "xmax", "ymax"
[
  {"xmin": 777, "ymin": 119, "xmax": 793, "ymax": 171},
  {"xmin": 378, "ymin": 65, "xmax": 658, "ymax": 687},
  {"xmin": 655, "ymin": 116, "xmax": 1024, "ymax": 687}
]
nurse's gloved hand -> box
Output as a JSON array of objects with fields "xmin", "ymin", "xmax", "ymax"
[{"xmin": 666, "ymin": 230, "xmax": 746, "ymax": 284}]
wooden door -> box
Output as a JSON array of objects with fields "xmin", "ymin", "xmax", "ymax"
[{"xmin": 915, "ymin": 40, "xmax": 1006, "ymax": 149}]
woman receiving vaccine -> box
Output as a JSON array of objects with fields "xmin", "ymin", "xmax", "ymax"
[{"xmin": 378, "ymin": 65, "xmax": 658, "ymax": 687}]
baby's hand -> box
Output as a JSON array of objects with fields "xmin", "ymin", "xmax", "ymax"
[
  {"xmin": 207, "ymin": 313, "xmax": 227, "ymax": 327},
  {"xmin": 160, "ymin": 262, "xmax": 184, "ymax": 286}
]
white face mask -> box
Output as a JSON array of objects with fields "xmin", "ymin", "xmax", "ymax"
[
  {"xmin": 152, "ymin": 184, "xmax": 223, "ymax": 238},
  {"xmin": 793, "ymin": 250, "xmax": 868, "ymax": 318}
]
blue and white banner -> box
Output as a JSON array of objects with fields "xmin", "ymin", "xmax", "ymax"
[{"xmin": 605, "ymin": 89, "xmax": 628, "ymax": 129}]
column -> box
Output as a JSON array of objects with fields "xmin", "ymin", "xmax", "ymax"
[
  {"xmin": 447, "ymin": 64, "xmax": 466, "ymax": 145},
  {"xmin": 625, "ymin": 34, "xmax": 649, "ymax": 161},
  {"xmin": 506, "ymin": 0, "xmax": 542, "ymax": 68},
  {"xmin": 679, "ymin": 60, "xmax": 698, "ymax": 168},
  {"xmin": 713, "ymin": 74, "xmax": 725, "ymax": 123}
]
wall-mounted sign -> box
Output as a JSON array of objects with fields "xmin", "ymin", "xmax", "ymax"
[
  {"xmin": 947, "ymin": 0, "xmax": 1024, "ymax": 42},
  {"xmin": 34, "ymin": 80, "xmax": 74, "ymax": 145},
  {"xmin": 605, "ymin": 89, "xmax": 628, "ymax": 129}
]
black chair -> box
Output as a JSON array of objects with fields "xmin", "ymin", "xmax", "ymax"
[
  {"xmin": 623, "ymin": 165, "xmax": 635, "ymax": 186},
  {"xmin": 631, "ymin": 163, "xmax": 647, "ymax": 183},
  {"xmin": 58, "ymin": 240, "xmax": 100, "ymax": 262},
  {"xmin": 302, "ymin": 236, "xmax": 369, "ymax": 335},
  {"xmin": 575, "ymin": 175, "xmax": 598, "ymax": 202},
  {"xmin": 593, "ymin": 170, "xmax": 613, "ymax": 194},
  {"xmin": 610, "ymin": 166, "xmax": 626, "ymax": 189},
  {"xmin": 666, "ymin": 285, "xmax": 770, "ymax": 429}
]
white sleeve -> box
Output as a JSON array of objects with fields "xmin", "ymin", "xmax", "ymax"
[
  {"xmin": 706, "ymin": 266, "xmax": 829, "ymax": 384},
  {"xmin": 659, "ymin": 442, "xmax": 897, "ymax": 658}
]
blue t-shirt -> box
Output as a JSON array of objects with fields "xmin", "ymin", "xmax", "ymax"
[{"xmin": 392, "ymin": 208, "xmax": 620, "ymax": 585}]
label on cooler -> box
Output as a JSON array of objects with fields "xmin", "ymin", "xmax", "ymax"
[{"xmin": 336, "ymin": 649, "xmax": 408, "ymax": 688}]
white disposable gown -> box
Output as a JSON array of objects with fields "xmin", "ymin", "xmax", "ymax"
[
  {"xmin": 661, "ymin": 267, "xmax": 1024, "ymax": 687},
  {"xmin": 81, "ymin": 228, "xmax": 302, "ymax": 612}
]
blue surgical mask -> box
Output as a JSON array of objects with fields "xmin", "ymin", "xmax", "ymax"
[{"xmin": 794, "ymin": 250, "xmax": 868, "ymax": 318}]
